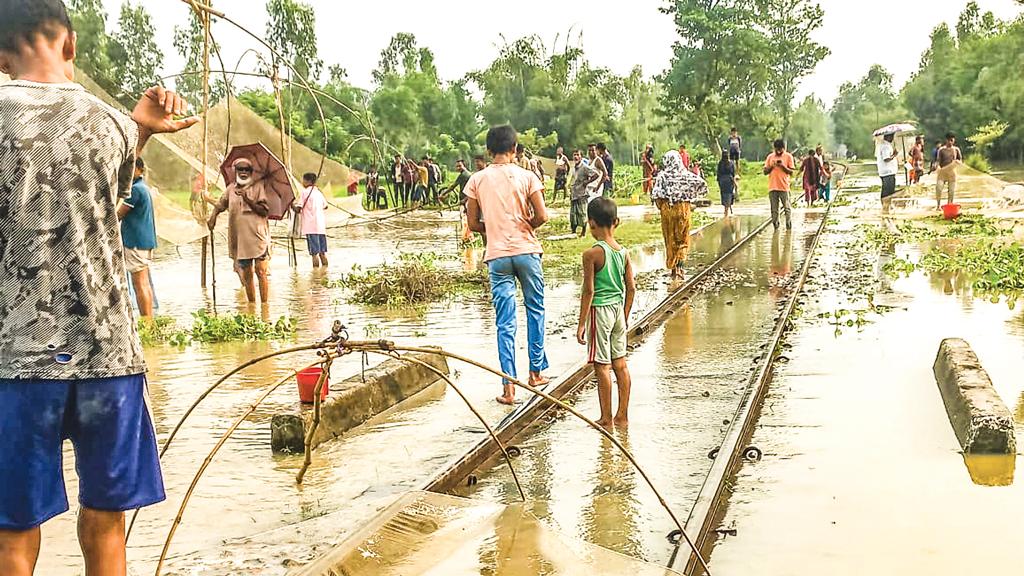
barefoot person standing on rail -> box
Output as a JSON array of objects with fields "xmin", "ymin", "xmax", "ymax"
[
  {"xmin": 577, "ymin": 198, "xmax": 636, "ymax": 428},
  {"xmin": 466, "ymin": 125, "xmax": 551, "ymax": 405},
  {"xmin": 0, "ymin": 1, "xmax": 199, "ymax": 574}
]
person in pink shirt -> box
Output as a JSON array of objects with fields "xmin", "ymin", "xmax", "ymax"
[
  {"xmin": 466, "ymin": 125, "xmax": 551, "ymax": 405},
  {"xmin": 678, "ymin": 143, "xmax": 691, "ymax": 170},
  {"xmin": 296, "ymin": 172, "xmax": 329, "ymax": 268}
]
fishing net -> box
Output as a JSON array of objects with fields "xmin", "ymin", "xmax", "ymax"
[
  {"xmin": 295, "ymin": 490, "xmax": 683, "ymax": 576},
  {"xmin": 889, "ymin": 164, "xmax": 1024, "ymax": 215}
]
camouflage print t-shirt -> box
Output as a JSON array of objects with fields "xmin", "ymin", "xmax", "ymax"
[{"xmin": 0, "ymin": 80, "xmax": 146, "ymax": 380}]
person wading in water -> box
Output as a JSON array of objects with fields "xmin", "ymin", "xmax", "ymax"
[{"xmin": 208, "ymin": 157, "xmax": 272, "ymax": 304}]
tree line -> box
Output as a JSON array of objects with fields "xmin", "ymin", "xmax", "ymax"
[{"xmin": 67, "ymin": 0, "xmax": 1021, "ymax": 173}]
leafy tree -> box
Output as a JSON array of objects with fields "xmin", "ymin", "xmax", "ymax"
[
  {"xmin": 67, "ymin": 0, "xmax": 116, "ymax": 92},
  {"xmin": 472, "ymin": 36, "xmax": 621, "ymax": 154},
  {"xmin": 658, "ymin": 0, "xmax": 772, "ymax": 151},
  {"xmin": 902, "ymin": 4, "xmax": 1024, "ymax": 161},
  {"xmin": 789, "ymin": 96, "xmax": 832, "ymax": 152},
  {"xmin": 109, "ymin": 1, "xmax": 162, "ymax": 101},
  {"xmin": 619, "ymin": 67, "xmax": 676, "ymax": 164},
  {"xmin": 760, "ymin": 0, "xmax": 830, "ymax": 139},
  {"xmin": 370, "ymin": 33, "xmax": 479, "ymax": 163},
  {"xmin": 265, "ymin": 0, "xmax": 322, "ymax": 81},
  {"xmin": 831, "ymin": 65, "xmax": 906, "ymax": 158}
]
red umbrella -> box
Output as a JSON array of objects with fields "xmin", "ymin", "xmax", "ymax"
[{"xmin": 220, "ymin": 143, "xmax": 296, "ymax": 221}]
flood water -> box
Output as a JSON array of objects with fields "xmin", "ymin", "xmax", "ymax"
[
  {"xmin": 451, "ymin": 212, "xmax": 822, "ymax": 565},
  {"xmin": 39, "ymin": 203, "xmax": 795, "ymax": 575},
  {"xmin": 707, "ymin": 193, "xmax": 1024, "ymax": 575}
]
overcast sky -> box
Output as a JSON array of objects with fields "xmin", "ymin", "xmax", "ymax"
[{"xmin": 103, "ymin": 0, "xmax": 1023, "ymax": 105}]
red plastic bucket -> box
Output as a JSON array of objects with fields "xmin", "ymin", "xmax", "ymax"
[
  {"xmin": 942, "ymin": 203, "xmax": 961, "ymax": 220},
  {"xmin": 296, "ymin": 367, "xmax": 329, "ymax": 403}
]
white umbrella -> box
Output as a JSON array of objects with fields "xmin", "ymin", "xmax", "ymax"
[
  {"xmin": 873, "ymin": 123, "xmax": 917, "ymax": 137},
  {"xmin": 873, "ymin": 123, "xmax": 918, "ymax": 185}
]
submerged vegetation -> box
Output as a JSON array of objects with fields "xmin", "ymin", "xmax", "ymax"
[
  {"xmin": 860, "ymin": 214, "xmax": 1010, "ymax": 248},
  {"xmin": 863, "ymin": 215, "xmax": 1023, "ymax": 304},
  {"xmin": 335, "ymin": 253, "xmax": 486, "ymax": 307},
  {"xmin": 920, "ymin": 242, "xmax": 1024, "ymax": 304},
  {"xmin": 137, "ymin": 310, "xmax": 297, "ymax": 346}
]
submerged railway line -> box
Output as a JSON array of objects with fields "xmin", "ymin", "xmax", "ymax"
[{"xmin": 295, "ymin": 170, "xmax": 843, "ymax": 576}]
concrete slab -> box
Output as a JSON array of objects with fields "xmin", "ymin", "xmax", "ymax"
[
  {"xmin": 271, "ymin": 350, "xmax": 449, "ymax": 453},
  {"xmin": 933, "ymin": 338, "xmax": 1016, "ymax": 454}
]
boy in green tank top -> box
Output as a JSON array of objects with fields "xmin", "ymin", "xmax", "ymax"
[{"xmin": 576, "ymin": 198, "xmax": 636, "ymax": 427}]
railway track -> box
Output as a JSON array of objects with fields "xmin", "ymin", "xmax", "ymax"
[
  {"xmin": 670, "ymin": 198, "xmax": 835, "ymax": 575},
  {"xmin": 297, "ymin": 172, "xmax": 844, "ymax": 574}
]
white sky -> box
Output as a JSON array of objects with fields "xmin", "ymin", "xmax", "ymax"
[{"xmin": 103, "ymin": 0, "xmax": 1023, "ymax": 105}]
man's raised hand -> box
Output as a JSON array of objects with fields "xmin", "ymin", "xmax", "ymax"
[{"xmin": 133, "ymin": 86, "xmax": 200, "ymax": 135}]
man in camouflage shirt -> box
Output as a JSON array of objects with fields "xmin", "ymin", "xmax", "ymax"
[{"xmin": 0, "ymin": 1, "xmax": 198, "ymax": 574}]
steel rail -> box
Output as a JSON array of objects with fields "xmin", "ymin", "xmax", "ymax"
[
  {"xmin": 670, "ymin": 194, "xmax": 840, "ymax": 575},
  {"xmin": 420, "ymin": 216, "xmax": 772, "ymax": 495}
]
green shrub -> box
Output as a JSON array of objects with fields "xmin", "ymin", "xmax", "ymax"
[
  {"xmin": 137, "ymin": 310, "xmax": 296, "ymax": 346},
  {"xmin": 186, "ymin": 309, "xmax": 297, "ymax": 343},
  {"xmin": 336, "ymin": 253, "xmax": 484, "ymax": 307},
  {"xmin": 964, "ymin": 152, "xmax": 991, "ymax": 173}
]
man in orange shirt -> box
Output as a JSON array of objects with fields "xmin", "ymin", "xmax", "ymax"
[
  {"xmin": 466, "ymin": 125, "xmax": 551, "ymax": 405},
  {"xmin": 763, "ymin": 139, "xmax": 795, "ymax": 230}
]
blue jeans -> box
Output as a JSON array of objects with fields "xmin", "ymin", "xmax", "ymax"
[{"xmin": 487, "ymin": 253, "xmax": 549, "ymax": 384}]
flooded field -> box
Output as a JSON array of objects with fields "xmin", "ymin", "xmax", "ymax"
[
  {"xmin": 37, "ymin": 204, "xmax": 773, "ymax": 574},
  {"xmin": 43, "ymin": 162, "xmax": 1022, "ymax": 576},
  {"xmin": 707, "ymin": 189, "xmax": 1024, "ymax": 575}
]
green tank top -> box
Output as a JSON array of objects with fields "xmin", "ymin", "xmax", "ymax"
[{"xmin": 592, "ymin": 240, "xmax": 627, "ymax": 307}]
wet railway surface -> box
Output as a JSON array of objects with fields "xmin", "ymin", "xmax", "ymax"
[
  {"xmin": 33, "ymin": 205, "xmax": 753, "ymax": 574},
  {"xmin": 449, "ymin": 212, "xmax": 822, "ymax": 566},
  {"xmin": 40, "ymin": 199, "xmax": 830, "ymax": 575}
]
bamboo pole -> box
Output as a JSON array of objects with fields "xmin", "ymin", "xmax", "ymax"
[
  {"xmin": 341, "ymin": 341, "xmax": 714, "ymax": 576},
  {"xmin": 153, "ymin": 357, "xmax": 335, "ymax": 575},
  {"xmin": 295, "ymin": 356, "xmax": 332, "ymax": 484},
  {"xmin": 372, "ymin": 350, "xmax": 526, "ymax": 502},
  {"xmin": 125, "ymin": 343, "xmax": 324, "ymax": 542}
]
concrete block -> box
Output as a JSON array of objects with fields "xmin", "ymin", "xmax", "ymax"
[
  {"xmin": 932, "ymin": 338, "xmax": 1015, "ymax": 454},
  {"xmin": 271, "ymin": 350, "xmax": 449, "ymax": 453}
]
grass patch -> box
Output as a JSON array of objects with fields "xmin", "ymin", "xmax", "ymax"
[
  {"xmin": 334, "ymin": 252, "xmax": 486, "ymax": 307},
  {"xmin": 160, "ymin": 189, "xmax": 194, "ymax": 210},
  {"xmin": 137, "ymin": 316, "xmax": 186, "ymax": 346},
  {"xmin": 540, "ymin": 215, "xmax": 667, "ymax": 277},
  {"xmin": 138, "ymin": 310, "xmax": 297, "ymax": 346}
]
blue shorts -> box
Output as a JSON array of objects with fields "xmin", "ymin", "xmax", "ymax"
[
  {"xmin": 306, "ymin": 233, "xmax": 328, "ymax": 255},
  {"xmin": 0, "ymin": 374, "xmax": 165, "ymax": 530}
]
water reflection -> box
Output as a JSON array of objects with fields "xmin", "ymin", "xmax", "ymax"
[
  {"xmin": 460, "ymin": 216, "xmax": 817, "ymax": 565},
  {"xmin": 962, "ymin": 454, "xmax": 1016, "ymax": 487},
  {"xmin": 582, "ymin": 431, "xmax": 641, "ymax": 558},
  {"xmin": 718, "ymin": 218, "xmax": 740, "ymax": 258}
]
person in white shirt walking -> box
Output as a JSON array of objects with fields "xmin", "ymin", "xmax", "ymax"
[
  {"xmin": 297, "ymin": 173, "xmax": 329, "ymax": 268},
  {"xmin": 877, "ymin": 133, "xmax": 900, "ymax": 214}
]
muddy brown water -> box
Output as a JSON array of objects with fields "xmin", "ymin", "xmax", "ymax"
[
  {"xmin": 37, "ymin": 205, "xmax": 784, "ymax": 574},
  {"xmin": 708, "ymin": 199, "xmax": 1024, "ymax": 575},
  {"xmin": 452, "ymin": 212, "xmax": 822, "ymax": 566}
]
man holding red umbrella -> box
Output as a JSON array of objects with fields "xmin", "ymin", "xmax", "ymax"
[{"xmin": 208, "ymin": 157, "xmax": 271, "ymax": 304}]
